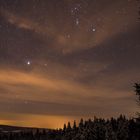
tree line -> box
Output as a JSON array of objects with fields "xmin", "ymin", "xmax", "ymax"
[{"xmin": 0, "ymin": 115, "xmax": 140, "ymax": 140}]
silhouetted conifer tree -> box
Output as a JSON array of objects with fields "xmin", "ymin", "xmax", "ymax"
[
  {"xmin": 79, "ymin": 118, "xmax": 84, "ymax": 129},
  {"xmin": 73, "ymin": 120, "xmax": 77, "ymax": 130},
  {"xmin": 134, "ymin": 83, "xmax": 140, "ymax": 117},
  {"xmin": 63, "ymin": 123, "xmax": 66, "ymax": 132},
  {"xmin": 134, "ymin": 83, "xmax": 140, "ymax": 101},
  {"xmin": 67, "ymin": 122, "xmax": 71, "ymax": 132}
]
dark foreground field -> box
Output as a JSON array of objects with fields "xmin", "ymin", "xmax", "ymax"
[{"xmin": 0, "ymin": 115, "xmax": 140, "ymax": 140}]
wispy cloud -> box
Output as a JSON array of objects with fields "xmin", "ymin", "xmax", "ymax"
[
  {"xmin": 0, "ymin": 0, "xmax": 137, "ymax": 54},
  {"xmin": 0, "ymin": 8, "xmax": 52, "ymax": 34}
]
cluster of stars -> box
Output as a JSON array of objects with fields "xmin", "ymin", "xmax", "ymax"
[
  {"xmin": 71, "ymin": 3, "xmax": 82, "ymax": 15},
  {"xmin": 69, "ymin": 3, "xmax": 98, "ymax": 33},
  {"xmin": 70, "ymin": 3, "xmax": 82, "ymax": 26}
]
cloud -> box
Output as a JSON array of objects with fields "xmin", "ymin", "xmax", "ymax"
[
  {"xmin": 0, "ymin": 68, "xmax": 101, "ymax": 104},
  {"xmin": 0, "ymin": 67, "xmax": 138, "ymax": 111},
  {"xmin": 0, "ymin": 65, "xmax": 139, "ymax": 128},
  {"xmin": 0, "ymin": 8, "xmax": 50, "ymax": 34},
  {"xmin": 0, "ymin": 0, "xmax": 137, "ymax": 54},
  {"xmin": 0, "ymin": 0, "xmax": 139, "ymax": 128}
]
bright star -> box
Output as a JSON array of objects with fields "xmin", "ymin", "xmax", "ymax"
[
  {"xmin": 92, "ymin": 28, "xmax": 96, "ymax": 32},
  {"xmin": 27, "ymin": 61, "xmax": 31, "ymax": 65}
]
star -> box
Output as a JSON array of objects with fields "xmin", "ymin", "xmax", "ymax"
[
  {"xmin": 67, "ymin": 34, "xmax": 71, "ymax": 39},
  {"xmin": 92, "ymin": 28, "xmax": 96, "ymax": 32},
  {"xmin": 27, "ymin": 61, "xmax": 31, "ymax": 65},
  {"xmin": 76, "ymin": 18, "xmax": 79, "ymax": 25}
]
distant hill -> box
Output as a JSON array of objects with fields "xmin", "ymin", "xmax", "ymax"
[{"xmin": 0, "ymin": 124, "xmax": 49, "ymax": 133}]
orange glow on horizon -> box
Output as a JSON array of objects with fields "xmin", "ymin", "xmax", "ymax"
[{"xmin": 0, "ymin": 113, "xmax": 81, "ymax": 129}]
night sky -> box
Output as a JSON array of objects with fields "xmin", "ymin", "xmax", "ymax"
[{"xmin": 0, "ymin": 0, "xmax": 140, "ymax": 128}]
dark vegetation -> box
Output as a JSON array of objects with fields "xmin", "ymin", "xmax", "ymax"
[
  {"xmin": 0, "ymin": 116, "xmax": 140, "ymax": 140},
  {"xmin": 0, "ymin": 84, "xmax": 139, "ymax": 140},
  {"xmin": 137, "ymin": 0, "xmax": 140, "ymax": 19}
]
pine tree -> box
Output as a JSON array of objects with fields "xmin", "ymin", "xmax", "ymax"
[
  {"xmin": 63, "ymin": 123, "xmax": 67, "ymax": 132},
  {"xmin": 134, "ymin": 83, "xmax": 140, "ymax": 117},
  {"xmin": 134, "ymin": 83, "xmax": 140, "ymax": 102},
  {"xmin": 67, "ymin": 122, "xmax": 72, "ymax": 132},
  {"xmin": 79, "ymin": 118, "xmax": 84, "ymax": 129},
  {"xmin": 73, "ymin": 120, "xmax": 77, "ymax": 130}
]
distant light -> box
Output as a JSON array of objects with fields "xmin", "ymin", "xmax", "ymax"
[{"xmin": 92, "ymin": 28, "xmax": 96, "ymax": 32}]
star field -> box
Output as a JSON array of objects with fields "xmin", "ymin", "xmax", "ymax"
[{"xmin": 0, "ymin": 0, "xmax": 140, "ymax": 128}]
